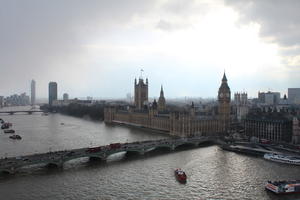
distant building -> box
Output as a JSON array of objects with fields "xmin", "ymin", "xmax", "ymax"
[
  {"xmin": 288, "ymin": 88, "xmax": 300, "ymax": 104},
  {"xmin": 244, "ymin": 112, "xmax": 293, "ymax": 143},
  {"xmin": 63, "ymin": 93, "xmax": 69, "ymax": 101},
  {"xmin": 234, "ymin": 92, "xmax": 249, "ymax": 122},
  {"xmin": 31, "ymin": 79, "xmax": 36, "ymax": 105},
  {"xmin": 5, "ymin": 93, "xmax": 30, "ymax": 106},
  {"xmin": 105, "ymin": 73, "xmax": 231, "ymax": 137},
  {"xmin": 0, "ymin": 96, "xmax": 4, "ymax": 107},
  {"xmin": 126, "ymin": 93, "xmax": 132, "ymax": 103},
  {"xmin": 49, "ymin": 82, "xmax": 57, "ymax": 106},
  {"xmin": 134, "ymin": 77, "xmax": 148, "ymax": 110},
  {"xmin": 276, "ymin": 94, "xmax": 290, "ymax": 111},
  {"xmin": 87, "ymin": 96, "xmax": 93, "ymax": 101},
  {"xmin": 52, "ymin": 99, "xmax": 93, "ymax": 107},
  {"xmin": 292, "ymin": 117, "xmax": 300, "ymax": 144},
  {"xmin": 258, "ymin": 91, "xmax": 280, "ymax": 105},
  {"xmin": 158, "ymin": 85, "xmax": 166, "ymax": 111}
]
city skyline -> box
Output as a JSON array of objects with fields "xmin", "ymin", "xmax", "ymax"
[{"xmin": 0, "ymin": 1, "xmax": 300, "ymax": 99}]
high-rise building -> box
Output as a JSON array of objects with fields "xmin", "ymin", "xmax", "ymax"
[
  {"xmin": 48, "ymin": 82, "xmax": 57, "ymax": 106},
  {"xmin": 218, "ymin": 72, "xmax": 231, "ymax": 132},
  {"xmin": 134, "ymin": 77, "xmax": 148, "ymax": 110},
  {"xmin": 63, "ymin": 93, "xmax": 69, "ymax": 101},
  {"xmin": 31, "ymin": 79, "xmax": 36, "ymax": 105},
  {"xmin": 288, "ymin": 88, "xmax": 300, "ymax": 104}
]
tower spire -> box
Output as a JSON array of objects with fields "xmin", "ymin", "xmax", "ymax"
[
  {"xmin": 160, "ymin": 85, "xmax": 164, "ymax": 97},
  {"xmin": 140, "ymin": 69, "xmax": 144, "ymax": 79},
  {"xmin": 222, "ymin": 71, "xmax": 227, "ymax": 82}
]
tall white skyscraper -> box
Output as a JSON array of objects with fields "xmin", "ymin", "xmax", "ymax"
[{"xmin": 31, "ymin": 79, "xmax": 36, "ymax": 105}]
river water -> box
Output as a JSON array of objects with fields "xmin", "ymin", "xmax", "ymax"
[{"xmin": 0, "ymin": 107, "xmax": 300, "ymax": 200}]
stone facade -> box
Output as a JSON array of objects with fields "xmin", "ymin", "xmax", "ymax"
[
  {"xmin": 218, "ymin": 73, "xmax": 231, "ymax": 131},
  {"xmin": 134, "ymin": 78, "xmax": 148, "ymax": 110},
  {"xmin": 234, "ymin": 92, "xmax": 249, "ymax": 122},
  {"xmin": 292, "ymin": 117, "xmax": 300, "ymax": 144},
  {"xmin": 104, "ymin": 73, "xmax": 231, "ymax": 137},
  {"xmin": 244, "ymin": 113, "xmax": 293, "ymax": 143}
]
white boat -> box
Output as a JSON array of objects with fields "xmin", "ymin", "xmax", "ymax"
[
  {"xmin": 265, "ymin": 180, "xmax": 300, "ymax": 194},
  {"xmin": 264, "ymin": 153, "xmax": 300, "ymax": 165}
]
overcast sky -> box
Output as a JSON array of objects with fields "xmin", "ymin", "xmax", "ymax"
[{"xmin": 0, "ymin": 0, "xmax": 299, "ymax": 99}]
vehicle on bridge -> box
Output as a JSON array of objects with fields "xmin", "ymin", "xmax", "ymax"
[
  {"xmin": 109, "ymin": 143, "xmax": 121, "ymax": 149},
  {"xmin": 86, "ymin": 147, "xmax": 102, "ymax": 153}
]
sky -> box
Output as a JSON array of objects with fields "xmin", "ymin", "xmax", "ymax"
[{"xmin": 0, "ymin": 0, "xmax": 300, "ymax": 99}]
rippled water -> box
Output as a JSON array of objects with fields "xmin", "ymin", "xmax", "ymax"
[{"xmin": 0, "ymin": 108, "xmax": 300, "ymax": 200}]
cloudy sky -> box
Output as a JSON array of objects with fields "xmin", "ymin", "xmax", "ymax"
[{"xmin": 0, "ymin": 0, "xmax": 299, "ymax": 99}]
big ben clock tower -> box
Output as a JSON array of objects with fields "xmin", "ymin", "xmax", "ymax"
[{"xmin": 218, "ymin": 72, "xmax": 231, "ymax": 133}]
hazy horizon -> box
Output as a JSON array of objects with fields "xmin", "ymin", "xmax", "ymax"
[{"xmin": 1, "ymin": 0, "xmax": 299, "ymax": 99}]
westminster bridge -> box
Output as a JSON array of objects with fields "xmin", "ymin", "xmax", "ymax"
[
  {"xmin": 0, "ymin": 136, "xmax": 217, "ymax": 174},
  {"xmin": 0, "ymin": 110, "xmax": 46, "ymax": 115}
]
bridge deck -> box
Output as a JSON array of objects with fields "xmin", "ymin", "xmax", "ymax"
[{"xmin": 0, "ymin": 136, "xmax": 215, "ymax": 173}]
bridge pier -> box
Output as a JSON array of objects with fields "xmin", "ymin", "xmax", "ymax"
[
  {"xmin": 46, "ymin": 159, "xmax": 64, "ymax": 169},
  {"xmin": 139, "ymin": 149, "xmax": 145, "ymax": 155},
  {"xmin": 1, "ymin": 167, "xmax": 16, "ymax": 175},
  {"xmin": 89, "ymin": 155, "xmax": 107, "ymax": 162},
  {"xmin": 171, "ymin": 145, "xmax": 175, "ymax": 150}
]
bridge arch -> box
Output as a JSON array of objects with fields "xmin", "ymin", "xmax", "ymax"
[
  {"xmin": 174, "ymin": 142, "xmax": 198, "ymax": 149},
  {"xmin": 1, "ymin": 169, "xmax": 13, "ymax": 174},
  {"xmin": 151, "ymin": 145, "xmax": 173, "ymax": 151}
]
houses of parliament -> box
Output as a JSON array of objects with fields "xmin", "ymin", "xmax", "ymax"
[{"xmin": 104, "ymin": 73, "xmax": 231, "ymax": 137}]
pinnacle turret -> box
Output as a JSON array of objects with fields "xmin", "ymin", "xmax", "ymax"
[{"xmin": 222, "ymin": 72, "xmax": 227, "ymax": 82}]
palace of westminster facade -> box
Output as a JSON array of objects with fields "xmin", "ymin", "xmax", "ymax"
[{"xmin": 104, "ymin": 73, "xmax": 231, "ymax": 137}]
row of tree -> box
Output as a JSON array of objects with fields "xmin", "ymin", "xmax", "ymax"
[{"xmin": 41, "ymin": 103, "xmax": 105, "ymax": 120}]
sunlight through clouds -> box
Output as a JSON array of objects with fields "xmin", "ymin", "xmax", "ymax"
[{"xmin": 0, "ymin": 0, "xmax": 296, "ymax": 98}]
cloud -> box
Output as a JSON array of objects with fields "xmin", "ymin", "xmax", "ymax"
[
  {"xmin": 0, "ymin": 0, "xmax": 297, "ymax": 98},
  {"xmin": 225, "ymin": 0, "xmax": 300, "ymax": 55},
  {"xmin": 0, "ymin": 0, "xmax": 158, "ymax": 96}
]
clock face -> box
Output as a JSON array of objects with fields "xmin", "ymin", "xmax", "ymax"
[{"xmin": 219, "ymin": 93, "xmax": 224, "ymax": 98}]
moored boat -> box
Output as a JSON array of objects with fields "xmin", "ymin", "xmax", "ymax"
[
  {"xmin": 4, "ymin": 129, "xmax": 15, "ymax": 134},
  {"xmin": 1, "ymin": 123, "xmax": 9, "ymax": 129},
  {"xmin": 266, "ymin": 180, "xmax": 300, "ymax": 194},
  {"xmin": 174, "ymin": 168, "xmax": 187, "ymax": 183},
  {"xmin": 264, "ymin": 153, "xmax": 300, "ymax": 165},
  {"xmin": 9, "ymin": 134, "xmax": 22, "ymax": 140}
]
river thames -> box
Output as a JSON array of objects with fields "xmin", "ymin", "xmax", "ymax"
[{"xmin": 0, "ymin": 109, "xmax": 300, "ymax": 200}]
